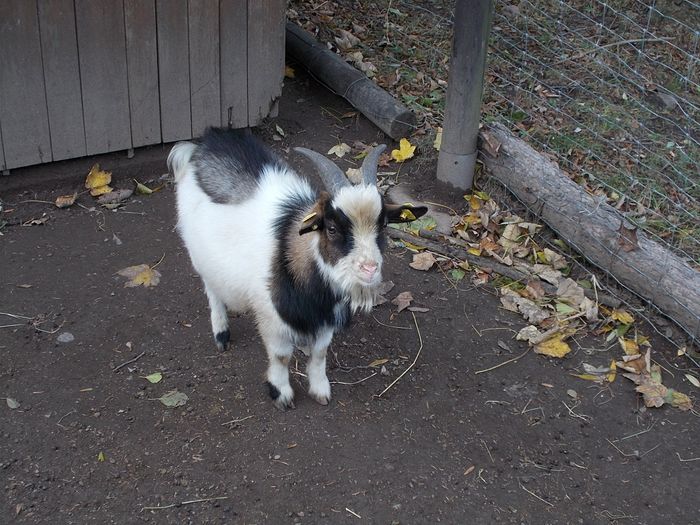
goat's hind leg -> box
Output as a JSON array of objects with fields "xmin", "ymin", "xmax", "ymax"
[{"xmin": 205, "ymin": 283, "xmax": 230, "ymax": 351}]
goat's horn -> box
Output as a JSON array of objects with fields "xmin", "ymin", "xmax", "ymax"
[
  {"xmin": 361, "ymin": 144, "xmax": 386, "ymax": 187},
  {"xmin": 294, "ymin": 147, "xmax": 350, "ymax": 195}
]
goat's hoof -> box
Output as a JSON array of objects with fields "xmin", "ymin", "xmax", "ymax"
[
  {"xmin": 309, "ymin": 381, "xmax": 331, "ymax": 406},
  {"xmin": 214, "ymin": 329, "xmax": 230, "ymax": 351},
  {"xmin": 266, "ymin": 381, "xmax": 295, "ymax": 411}
]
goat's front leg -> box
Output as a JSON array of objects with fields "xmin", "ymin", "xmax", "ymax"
[
  {"xmin": 260, "ymin": 326, "xmax": 295, "ymax": 410},
  {"xmin": 307, "ymin": 328, "xmax": 334, "ymax": 405}
]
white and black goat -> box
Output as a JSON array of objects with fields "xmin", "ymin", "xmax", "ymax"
[{"xmin": 169, "ymin": 128, "xmax": 426, "ymax": 409}]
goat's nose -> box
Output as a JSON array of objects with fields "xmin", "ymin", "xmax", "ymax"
[{"xmin": 361, "ymin": 262, "xmax": 378, "ymax": 276}]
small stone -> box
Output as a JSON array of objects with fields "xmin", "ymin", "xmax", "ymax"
[
  {"xmin": 273, "ymin": 454, "xmax": 281, "ymax": 460},
  {"xmin": 57, "ymin": 332, "xmax": 75, "ymax": 344},
  {"xmin": 380, "ymin": 365, "xmax": 389, "ymax": 376}
]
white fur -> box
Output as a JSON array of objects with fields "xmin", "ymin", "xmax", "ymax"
[{"xmin": 172, "ymin": 141, "xmax": 385, "ymax": 409}]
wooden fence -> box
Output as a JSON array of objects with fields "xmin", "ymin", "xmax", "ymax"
[{"xmin": 0, "ymin": 0, "xmax": 285, "ymax": 171}]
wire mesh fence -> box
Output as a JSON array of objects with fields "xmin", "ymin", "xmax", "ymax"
[{"xmin": 288, "ymin": 0, "xmax": 699, "ymax": 346}]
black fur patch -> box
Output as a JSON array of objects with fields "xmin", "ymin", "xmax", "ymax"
[
  {"xmin": 266, "ymin": 381, "xmax": 281, "ymax": 400},
  {"xmin": 271, "ymin": 195, "xmax": 350, "ymax": 335},
  {"xmin": 192, "ymin": 127, "xmax": 286, "ymax": 204},
  {"xmin": 215, "ymin": 329, "xmax": 230, "ymax": 351}
]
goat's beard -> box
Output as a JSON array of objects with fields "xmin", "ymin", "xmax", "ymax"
[{"xmin": 316, "ymin": 255, "xmax": 380, "ymax": 313}]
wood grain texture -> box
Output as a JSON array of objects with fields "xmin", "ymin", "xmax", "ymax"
[
  {"xmin": 246, "ymin": 0, "xmax": 286, "ymax": 125},
  {"xmin": 157, "ymin": 0, "xmax": 191, "ymax": 141},
  {"xmin": 220, "ymin": 0, "xmax": 248, "ymax": 128},
  {"xmin": 37, "ymin": 0, "xmax": 87, "ymax": 161},
  {"xmin": 125, "ymin": 0, "xmax": 161, "ymax": 147},
  {"xmin": 75, "ymin": 0, "xmax": 131, "ymax": 155},
  {"xmin": 0, "ymin": 0, "xmax": 52, "ymax": 168},
  {"xmin": 189, "ymin": 0, "xmax": 221, "ymax": 136}
]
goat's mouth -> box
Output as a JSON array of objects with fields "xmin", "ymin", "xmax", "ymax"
[{"xmin": 357, "ymin": 268, "xmax": 381, "ymax": 286}]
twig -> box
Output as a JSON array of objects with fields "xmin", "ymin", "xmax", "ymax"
[
  {"xmin": 474, "ymin": 347, "xmax": 530, "ymax": 375},
  {"xmin": 112, "ymin": 351, "xmax": 145, "ymax": 372},
  {"xmin": 616, "ymin": 420, "xmax": 657, "ymax": 442},
  {"xmin": 0, "ymin": 312, "xmax": 33, "ymax": 320},
  {"xmin": 221, "ymin": 415, "xmax": 254, "ymax": 426},
  {"xmin": 376, "ymin": 312, "xmax": 423, "ymax": 398},
  {"xmin": 56, "ymin": 409, "xmax": 77, "ymax": 429},
  {"xmin": 482, "ymin": 439, "xmax": 495, "ymax": 463},
  {"xmin": 331, "ymin": 372, "xmax": 377, "ymax": 385},
  {"xmin": 371, "ymin": 314, "xmax": 411, "ymax": 330},
  {"xmin": 345, "ymin": 508, "xmax": 362, "ymax": 519},
  {"xmin": 562, "ymin": 400, "xmax": 592, "ymax": 422},
  {"xmin": 141, "ymin": 496, "xmax": 229, "ymax": 511},
  {"xmin": 33, "ymin": 320, "xmax": 65, "ymax": 334},
  {"xmin": 0, "ymin": 323, "xmax": 24, "ymax": 329},
  {"xmin": 519, "ymin": 480, "xmax": 554, "ymax": 507},
  {"xmin": 151, "ymin": 253, "xmax": 166, "ymax": 270},
  {"xmin": 676, "ymin": 453, "xmax": 700, "ymax": 462},
  {"xmin": 606, "ymin": 439, "xmax": 659, "ymax": 459}
]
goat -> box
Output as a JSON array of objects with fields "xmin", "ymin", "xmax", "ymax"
[{"xmin": 169, "ymin": 128, "xmax": 427, "ymax": 410}]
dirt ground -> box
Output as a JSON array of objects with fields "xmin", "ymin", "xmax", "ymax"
[{"xmin": 1, "ymin": 74, "xmax": 697, "ymax": 525}]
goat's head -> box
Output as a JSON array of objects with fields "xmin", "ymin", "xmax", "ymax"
[{"xmin": 294, "ymin": 145, "xmax": 427, "ymax": 295}]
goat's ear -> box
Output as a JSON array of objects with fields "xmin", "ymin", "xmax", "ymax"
[
  {"xmin": 299, "ymin": 192, "xmax": 330, "ymax": 235},
  {"xmin": 385, "ymin": 203, "xmax": 429, "ymax": 223}
]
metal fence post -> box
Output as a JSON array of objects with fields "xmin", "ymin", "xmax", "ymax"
[{"xmin": 437, "ymin": 0, "xmax": 493, "ymax": 190}]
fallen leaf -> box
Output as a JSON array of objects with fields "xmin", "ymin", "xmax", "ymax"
[
  {"xmin": 369, "ymin": 359, "xmax": 389, "ymax": 368},
  {"xmin": 85, "ymin": 164, "xmax": 113, "ymax": 196},
  {"xmin": 618, "ymin": 337, "xmax": 640, "ymax": 355},
  {"xmin": 433, "ymin": 127, "xmax": 442, "ymax": 151},
  {"xmin": 391, "ymin": 138, "xmax": 416, "ymax": 163},
  {"xmin": 55, "ymin": 193, "xmax": 77, "ymax": 208},
  {"xmin": 327, "ymin": 143, "xmax": 351, "ymax": 158},
  {"xmin": 525, "ymin": 280, "xmax": 545, "ymax": 301},
  {"xmin": 498, "ymin": 223, "xmax": 522, "ymax": 250},
  {"xmin": 345, "ymin": 167, "xmax": 363, "ymax": 184},
  {"xmin": 556, "ymin": 278, "xmax": 585, "ymax": 306},
  {"xmin": 392, "ymin": 291, "xmax": 414, "ymax": 312},
  {"xmin": 409, "ymin": 252, "xmax": 436, "ymax": 271},
  {"xmin": 618, "ymin": 221, "xmax": 639, "ymax": 252},
  {"xmin": 571, "ymin": 373, "xmax": 602, "ymax": 382},
  {"xmin": 117, "ymin": 264, "xmax": 161, "ymax": 288},
  {"xmin": 516, "ymin": 325, "xmax": 542, "ymax": 344},
  {"xmin": 534, "ymin": 335, "xmax": 571, "ymax": 358},
  {"xmin": 500, "ymin": 288, "xmax": 550, "ymax": 324},
  {"xmin": 97, "ymin": 188, "xmax": 133, "ymax": 205},
  {"xmin": 284, "ymin": 65, "xmax": 295, "ymax": 78},
  {"xmin": 6, "ymin": 397, "xmax": 20, "ymax": 409},
  {"xmin": 144, "ymin": 372, "xmax": 163, "ymax": 384},
  {"xmin": 480, "ymin": 130, "xmax": 501, "ymax": 157},
  {"xmin": 335, "ymin": 29, "xmax": 360, "ymax": 50},
  {"xmin": 555, "ymin": 303, "xmax": 577, "ymax": 315},
  {"xmin": 134, "ymin": 180, "xmax": 154, "ymax": 194},
  {"xmin": 543, "ymin": 248, "xmax": 567, "ymax": 270},
  {"xmin": 407, "ymin": 306, "xmax": 430, "ymax": 313},
  {"xmin": 97, "ymin": 451, "xmax": 106, "ymax": 462},
  {"xmin": 686, "ymin": 374, "xmax": 700, "ymax": 388},
  {"xmin": 158, "ymin": 390, "xmax": 188, "ymax": 408},
  {"xmin": 611, "ymin": 309, "xmax": 634, "ymax": 324},
  {"xmin": 450, "ymin": 268, "xmax": 466, "ymax": 282},
  {"xmin": 275, "ymin": 124, "xmax": 285, "ymax": 138},
  {"xmin": 532, "ymin": 264, "xmax": 562, "ymax": 285}
]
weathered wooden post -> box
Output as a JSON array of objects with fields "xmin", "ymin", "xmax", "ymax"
[{"xmin": 437, "ymin": 0, "xmax": 493, "ymax": 189}]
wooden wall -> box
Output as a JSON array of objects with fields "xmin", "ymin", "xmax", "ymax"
[{"xmin": 0, "ymin": 0, "xmax": 286, "ymax": 171}]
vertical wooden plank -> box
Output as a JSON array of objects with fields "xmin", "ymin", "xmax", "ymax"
[
  {"xmin": 75, "ymin": 0, "xmax": 131, "ymax": 155},
  {"xmin": 0, "ymin": 1, "xmax": 52, "ymax": 168},
  {"xmin": 189, "ymin": 0, "xmax": 221, "ymax": 136},
  {"xmin": 246, "ymin": 0, "xmax": 286, "ymax": 125},
  {"xmin": 125, "ymin": 0, "xmax": 161, "ymax": 147},
  {"xmin": 37, "ymin": 0, "xmax": 86, "ymax": 161},
  {"xmin": 0, "ymin": 119, "xmax": 6, "ymax": 170},
  {"xmin": 157, "ymin": 0, "xmax": 191, "ymax": 141},
  {"xmin": 220, "ymin": 0, "xmax": 248, "ymax": 128}
]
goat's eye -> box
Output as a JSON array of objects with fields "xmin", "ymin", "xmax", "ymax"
[{"xmin": 327, "ymin": 225, "xmax": 337, "ymax": 235}]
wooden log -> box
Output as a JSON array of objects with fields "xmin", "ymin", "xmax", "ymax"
[
  {"xmin": 286, "ymin": 22, "xmax": 415, "ymax": 140},
  {"xmin": 480, "ymin": 122, "xmax": 700, "ymax": 341}
]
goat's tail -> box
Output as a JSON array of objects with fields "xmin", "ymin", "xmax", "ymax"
[{"xmin": 167, "ymin": 142, "xmax": 197, "ymax": 183}]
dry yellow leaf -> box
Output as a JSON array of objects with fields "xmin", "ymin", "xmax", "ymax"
[
  {"xmin": 467, "ymin": 247, "xmax": 482, "ymax": 256},
  {"xmin": 611, "ymin": 308, "xmax": 634, "ymax": 324},
  {"xmin": 433, "ymin": 127, "xmax": 442, "ymax": 151},
  {"xmin": 607, "ymin": 359, "xmax": 617, "ymax": 383},
  {"xmin": 468, "ymin": 194, "xmax": 482, "ymax": 210},
  {"xmin": 117, "ymin": 264, "xmax": 161, "ymax": 288},
  {"xmin": 284, "ymin": 65, "xmax": 295, "ymax": 78},
  {"xmin": 85, "ymin": 164, "xmax": 112, "ymax": 189},
  {"xmin": 571, "ymin": 373, "xmax": 601, "ymax": 381},
  {"xmin": 90, "ymin": 184, "xmax": 113, "ymax": 197},
  {"xmin": 534, "ymin": 335, "xmax": 571, "ymax": 358},
  {"xmin": 391, "ymin": 138, "xmax": 416, "ymax": 162},
  {"xmin": 619, "ymin": 337, "xmax": 640, "ymax": 355}
]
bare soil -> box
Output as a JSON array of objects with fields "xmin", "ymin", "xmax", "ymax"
[{"xmin": 1, "ymin": 73, "xmax": 697, "ymax": 525}]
